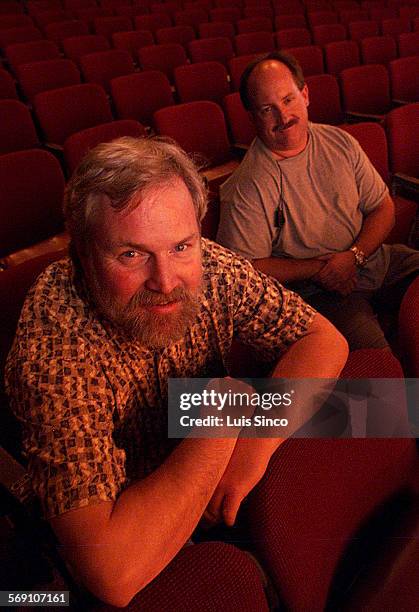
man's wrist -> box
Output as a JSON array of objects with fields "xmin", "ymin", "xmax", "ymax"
[{"xmin": 349, "ymin": 245, "xmax": 368, "ymax": 268}]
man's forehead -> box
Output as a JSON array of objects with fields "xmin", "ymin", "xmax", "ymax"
[{"xmin": 248, "ymin": 60, "xmax": 294, "ymax": 98}]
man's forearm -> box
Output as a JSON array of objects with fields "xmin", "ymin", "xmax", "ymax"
[
  {"xmin": 52, "ymin": 436, "xmax": 238, "ymax": 607},
  {"xmin": 353, "ymin": 194, "xmax": 395, "ymax": 257},
  {"xmin": 253, "ymin": 256, "xmax": 324, "ymax": 283}
]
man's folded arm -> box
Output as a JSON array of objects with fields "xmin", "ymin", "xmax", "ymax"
[
  {"xmin": 51, "ymin": 436, "xmax": 238, "ymax": 608},
  {"xmin": 253, "ymin": 256, "xmax": 325, "ymax": 283}
]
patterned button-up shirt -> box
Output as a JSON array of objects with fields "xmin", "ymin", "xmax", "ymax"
[{"xmin": 6, "ymin": 239, "xmax": 315, "ymax": 519}]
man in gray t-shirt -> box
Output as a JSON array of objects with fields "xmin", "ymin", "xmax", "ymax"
[{"xmin": 217, "ymin": 51, "xmax": 419, "ymax": 350}]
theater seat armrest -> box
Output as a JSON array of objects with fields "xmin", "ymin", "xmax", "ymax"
[{"xmin": 344, "ymin": 111, "xmax": 384, "ymax": 123}]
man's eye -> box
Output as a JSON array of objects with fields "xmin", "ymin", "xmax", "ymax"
[
  {"xmin": 261, "ymin": 106, "xmax": 272, "ymax": 114},
  {"xmin": 121, "ymin": 251, "xmax": 137, "ymax": 258},
  {"xmin": 175, "ymin": 243, "xmax": 188, "ymax": 253}
]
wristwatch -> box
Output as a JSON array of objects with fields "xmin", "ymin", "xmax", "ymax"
[{"xmin": 350, "ymin": 246, "xmax": 368, "ymax": 268}]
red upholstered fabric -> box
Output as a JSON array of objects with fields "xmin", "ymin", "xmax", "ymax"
[
  {"xmin": 17, "ymin": 58, "xmax": 81, "ymax": 103},
  {"xmin": 398, "ymin": 276, "xmax": 419, "ymax": 376},
  {"xmin": 381, "ymin": 17, "xmax": 412, "ymax": 37},
  {"xmin": 0, "ymin": 68, "xmax": 18, "ymax": 100},
  {"xmin": 0, "ymin": 149, "xmax": 65, "ymax": 259},
  {"xmin": 174, "ymin": 8, "xmax": 209, "ymax": 32},
  {"xmin": 33, "ymin": 9, "xmax": 74, "ymax": 30},
  {"xmin": 0, "ymin": 13, "xmax": 33, "ymax": 29},
  {"xmin": 247, "ymin": 437, "xmax": 417, "ymax": 611},
  {"xmin": 339, "ymin": 121, "xmax": 390, "ymax": 183},
  {"xmin": 341, "ymin": 64, "xmax": 391, "ymax": 115},
  {"xmin": 308, "ymin": 10, "xmax": 339, "ymax": 27},
  {"xmin": 137, "ymin": 42, "xmax": 188, "ymax": 81},
  {"xmin": 64, "ymin": 119, "xmax": 146, "ymax": 175},
  {"xmin": 275, "ymin": 13, "xmax": 307, "ymax": 30},
  {"xmin": 348, "ymin": 19, "xmax": 379, "ymax": 41},
  {"xmin": 306, "ymin": 73, "xmax": 343, "ymax": 124},
  {"xmin": 174, "ymin": 61, "xmax": 230, "ymax": 105},
  {"xmin": 324, "ymin": 39, "xmax": 360, "ymax": 75},
  {"xmin": 0, "ymin": 25, "xmax": 42, "ymax": 51},
  {"xmin": 339, "ymin": 8, "xmax": 369, "ymax": 24},
  {"xmin": 389, "ymin": 56, "xmax": 419, "ymax": 103},
  {"xmin": 111, "ymin": 70, "xmax": 174, "ymax": 127},
  {"xmin": 236, "ymin": 16, "xmax": 273, "ymax": 34},
  {"xmin": 286, "ymin": 45, "xmax": 324, "ymax": 75},
  {"xmin": 135, "ymin": 13, "xmax": 172, "ymax": 34},
  {"xmin": 275, "ymin": 27, "xmax": 312, "ymax": 48},
  {"xmin": 86, "ymin": 543, "xmax": 270, "ymax": 611},
  {"xmin": 5, "ymin": 40, "xmax": 60, "ymax": 73},
  {"xmin": 155, "ymin": 25, "xmax": 196, "ymax": 47},
  {"xmin": 80, "ymin": 49, "xmax": 135, "ymax": 93},
  {"xmin": 385, "ymin": 102, "xmax": 419, "ymax": 178},
  {"xmin": 209, "ymin": 7, "xmax": 242, "ymax": 24},
  {"xmin": 112, "ymin": 29, "xmax": 154, "ymax": 58},
  {"xmin": 154, "ymin": 100, "xmax": 232, "ymax": 167},
  {"xmin": 223, "ymin": 91, "xmax": 257, "ymax": 146},
  {"xmin": 63, "ymin": 34, "xmax": 110, "ymax": 66},
  {"xmin": 198, "ymin": 20, "xmax": 235, "ymax": 40},
  {"xmin": 188, "ymin": 36, "xmax": 234, "ymax": 67},
  {"xmin": 397, "ymin": 31, "xmax": 419, "ymax": 57},
  {"xmin": 340, "ymin": 347, "xmax": 404, "ymax": 378},
  {"xmin": 228, "ymin": 53, "xmax": 260, "ymax": 90},
  {"xmin": 234, "ymin": 31, "xmax": 275, "ymax": 55},
  {"xmin": 44, "ymin": 19, "xmax": 89, "ymax": 48},
  {"xmin": 0, "ymin": 99, "xmax": 39, "ymax": 155},
  {"xmin": 34, "ymin": 83, "xmax": 113, "ymax": 146},
  {"xmin": 360, "ymin": 35, "xmax": 397, "ymax": 66},
  {"xmin": 93, "ymin": 15, "xmax": 133, "ymax": 40},
  {"xmin": 312, "ymin": 23, "xmax": 347, "ymax": 45}
]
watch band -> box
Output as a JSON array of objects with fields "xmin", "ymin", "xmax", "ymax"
[{"xmin": 350, "ymin": 246, "xmax": 368, "ymax": 268}]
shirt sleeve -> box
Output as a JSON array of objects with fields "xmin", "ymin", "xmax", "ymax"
[
  {"xmin": 5, "ymin": 299, "xmax": 127, "ymax": 520},
  {"xmin": 206, "ymin": 242, "xmax": 317, "ymax": 363},
  {"xmin": 216, "ymin": 146, "xmax": 281, "ymax": 260},
  {"xmin": 345, "ymin": 130, "xmax": 389, "ymax": 215}
]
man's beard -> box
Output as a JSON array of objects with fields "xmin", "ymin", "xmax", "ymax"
[{"xmin": 91, "ymin": 282, "xmax": 202, "ymax": 348}]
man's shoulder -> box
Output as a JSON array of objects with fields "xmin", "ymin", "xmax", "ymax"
[
  {"xmin": 18, "ymin": 256, "xmax": 92, "ymax": 336},
  {"xmin": 309, "ymin": 122, "xmax": 357, "ymax": 149},
  {"xmin": 202, "ymin": 238, "xmax": 252, "ymax": 271},
  {"xmin": 220, "ymin": 138, "xmax": 279, "ymax": 199}
]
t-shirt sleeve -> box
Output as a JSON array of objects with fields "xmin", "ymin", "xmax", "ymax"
[
  {"xmin": 216, "ymin": 150, "xmax": 281, "ymax": 261},
  {"xmin": 345, "ymin": 131, "xmax": 389, "ymax": 215},
  {"xmin": 5, "ymin": 301, "xmax": 126, "ymax": 520},
  {"xmin": 218, "ymin": 247, "xmax": 317, "ymax": 362}
]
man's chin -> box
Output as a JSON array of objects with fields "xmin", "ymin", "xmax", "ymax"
[{"xmin": 112, "ymin": 301, "xmax": 200, "ymax": 348}]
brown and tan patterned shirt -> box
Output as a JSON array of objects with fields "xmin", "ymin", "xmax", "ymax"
[{"xmin": 5, "ymin": 239, "xmax": 315, "ymax": 519}]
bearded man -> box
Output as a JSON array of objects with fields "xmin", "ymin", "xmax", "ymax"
[{"xmin": 6, "ymin": 137, "xmax": 347, "ymax": 607}]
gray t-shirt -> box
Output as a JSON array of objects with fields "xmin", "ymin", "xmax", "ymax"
[{"xmin": 217, "ymin": 123, "xmax": 391, "ymax": 296}]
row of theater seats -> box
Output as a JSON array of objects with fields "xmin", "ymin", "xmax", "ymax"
[
  {"xmin": 0, "ymin": 104, "xmax": 417, "ymax": 275},
  {"xmin": 1, "ymin": 67, "xmax": 418, "ymax": 167},
  {"xmin": 0, "ymin": 29, "xmax": 418, "ymax": 96},
  {"xmin": 1, "ymin": 53, "xmax": 418, "ymax": 135},
  {"xmin": 1, "ymin": 0, "xmax": 419, "ymax": 34},
  {"xmin": 1, "ymin": 9, "xmax": 418, "ymax": 55}
]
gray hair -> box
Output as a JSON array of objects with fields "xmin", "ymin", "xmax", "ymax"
[{"xmin": 64, "ymin": 136, "xmax": 208, "ymax": 253}]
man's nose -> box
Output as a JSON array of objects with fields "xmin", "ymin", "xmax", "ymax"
[
  {"xmin": 274, "ymin": 105, "xmax": 288, "ymax": 124},
  {"xmin": 145, "ymin": 256, "xmax": 179, "ymax": 295}
]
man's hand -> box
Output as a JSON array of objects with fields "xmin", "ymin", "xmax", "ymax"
[
  {"xmin": 201, "ymin": 438, "xmax": 278, "ymax": 528},
  {"xmin": 312, "ymin": 251, "xmax": 357, "ymax": 294}
]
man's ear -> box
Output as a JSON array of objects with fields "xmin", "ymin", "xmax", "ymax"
[{"xmin": 302, "ymin": 83, "xmax": 309, "ymax": 107}]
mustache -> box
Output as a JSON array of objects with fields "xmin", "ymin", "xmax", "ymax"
[
  {"xmin": 128, "ymin": 286, "xmax": 194, "ymax": 307},
  {"xmin": 274, "ymin": 118, "xmax": 298, "ymax": 131}
]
